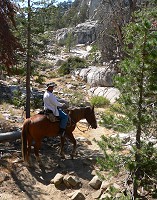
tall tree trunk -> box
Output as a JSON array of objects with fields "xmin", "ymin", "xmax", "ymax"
[
  {"xmin": 26, "ymin": 0, "xmax": 31, "ymax": 118},
  {"xmin": 132, "ymin": 31, "xmax": 147, "ymax": 200}
]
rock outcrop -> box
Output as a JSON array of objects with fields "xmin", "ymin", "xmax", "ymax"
[
  {"xmin": 74, "ymin": 66, "xmax": 116, "ymax": 87},
  {"xmin": 76, "ymin": 0, "xmax": 103, "ymax": 19},
  {"xmin": 56, "ymin": 20, "xmax": 98, "ymax": 45}
]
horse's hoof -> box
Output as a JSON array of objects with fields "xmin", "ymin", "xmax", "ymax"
[
  {"xmin": 60, "ymin": 154, "xmax": 65, "ymax": 159},
  {"xmin": 24, "ymin": 161, "xmax": 32, "ymax": 167},
  {"xmin": 39, "ymin": 161, "xmax": 44, "ymax": 167},
  {"xmin": 26, "ymin": 163, "xmax": 33, "ymax": 169},
  {"xmin": 70, "ymin": 154, "xmax": 75, "ymax": 160}
]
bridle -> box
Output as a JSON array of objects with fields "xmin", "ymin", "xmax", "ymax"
[
  {"xmin": 76, "ymin": 123, "xmax": 90, "ymax": 133},
  {"xmin": 69, "ymin": 118, "xmax": 91, "ymax": 133},
  {"xmin": 67, "ymin": 108, "xmax": 96, "ymax": 133}
]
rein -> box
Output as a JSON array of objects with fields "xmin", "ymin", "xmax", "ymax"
[
  {"xmin": 76, "ymin": 123, "xmax": 90, "ymax": 133},
  {"xmin": 70, "ymin": 118, "xmax": 90, "ymax": 133}
]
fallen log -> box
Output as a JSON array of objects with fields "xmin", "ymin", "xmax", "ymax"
[{"xmin": 0, "ymin": 130, "xmax": 21, "ymax": 142}]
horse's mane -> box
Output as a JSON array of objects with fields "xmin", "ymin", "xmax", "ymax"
[
  {"xmin": 38, "ymin": 106, "xmax": 91, "ymax": 116},
  {"xmin": 66, "ymin": 106, "xmax": 91, "ymax": 113}
]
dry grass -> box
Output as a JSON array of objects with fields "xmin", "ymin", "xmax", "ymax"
[{"xmin": 0, "ymin": 119, "xmax": 14, "ymax": 132}]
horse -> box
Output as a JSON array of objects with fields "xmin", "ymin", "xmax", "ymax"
[{"xmin": 21, "ymin": 106, "xmax": 97, "ymax": 166}]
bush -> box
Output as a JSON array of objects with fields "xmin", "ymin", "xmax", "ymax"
[
  {"xmin": 110, "ymin": 102, "xmax": 125, "ymax": 113},
  {"xmin": 99, "ymin": 110, "xmax": 133, "ymax": 132},
  {"xmin": 90, "ymin": 96, "xmax": 110, "ymax": 107},
  {"xmin": 58, "ymin": 56, "xmax": 87, "ymax": 75},
  {"xmin": 66, "ymin": 90, "xmax": 85, "ymax": 106},
  {"xmin": 31, "ymin": 96, "xmax": 43, "ymax": 109},
  {"xmin": 11, "ymin": 90, "xmax": 25, "ymax": 108},
  {"xmin": 35, "ymin": 75, "xmax": 45, "ymax": 84}
]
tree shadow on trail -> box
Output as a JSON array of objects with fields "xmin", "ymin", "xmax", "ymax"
[
  {"xmin": 27, "ymin": 138, "xmax": 102, "ymax": 186},
  {"xmin": 0, "ymin": 137, "xmax": 102, "ymax": 200}
]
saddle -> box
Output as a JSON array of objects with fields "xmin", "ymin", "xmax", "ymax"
[
  {"xmin": 38, "ymin": 109, "xmax": 59, "ymax": 122},
  {"xmin": 39, "ymin": 109, "xmax": 71, "ymax": 125}
]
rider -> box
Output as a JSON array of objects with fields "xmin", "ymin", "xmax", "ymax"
[{"xmin": 43, "ymin": 82, "xmax": 68, "ymax": 137}]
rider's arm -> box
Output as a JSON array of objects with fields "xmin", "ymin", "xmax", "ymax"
[{"xmin": 49, "ymin": 93, "xmax": 64, "ymax": 107}]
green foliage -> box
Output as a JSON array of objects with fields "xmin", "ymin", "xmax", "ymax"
[
  {"xmin": 65, "ymin": 32, "xmax": 76, "ymax": 52},
  {"xmin": 98, "ymin": 4, "xmax": 157, "ymax": 198},
  {"xmin": 11, "ymin": 65, "xmax": 26, "ymax": 76},
  {"xmin": 110, "ymin": 102, "xmax": 125, "ymax": 114},
  {"xmin": 65, "ymin": 90, "xmax": 85, "ymax": 107},
  {"xmin": 99, "ymin": 110, "xmax": 133, "ymax": 132},
  {"xmin": 90, "ymin": 44, "xmax": 98, "ymax": 53},
  {"xmin": 61, "ymin": 2, "xmax": 88, "ymax": 27},
  {"xmin": 58, "ymin": 57, "xmax": 87, "ymax": 75},
  {"xmin": 11, "ymin": 88, "xmax": 43, "ymax": 109},
  {"xmin": 88, "ymin": 44, "xmax": 100, "ymax": 64},
  {"xmin": 11, "ymin": 90, "xmax": 25, "ymax": 108},
  {"xmin": 31, "ymin": 96, "xmax": 43, "ymax": 109},
  {"xmin": 96, "ymin": 135, "xmax": 157, "ymax": 198},
  {"xmin": 90, "ymin": 96, "xmax": 110, "ymax": 108},
  {"xmin": 114, "ymin": 6, "xmax": 157, "ymax": 130},
  {"xmin": 101, "ymin": 185, "xmax": 131, "ymax": 199},
  {"xmin": 95, "ymin": 135, "xmax": 128, "ymax": 176},
  {"xmin": 34, "ymin": 75, "xmax": 45, "ymax": 84}
]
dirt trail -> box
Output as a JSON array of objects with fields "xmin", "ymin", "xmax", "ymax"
[{"xmin": 0, "ymin": 124, "xmax": 111, "ymax": 200}]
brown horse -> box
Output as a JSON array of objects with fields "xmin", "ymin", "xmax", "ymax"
[{"xmin": 21, "ymin": 106, "xmax": 97, "ymax": 165}]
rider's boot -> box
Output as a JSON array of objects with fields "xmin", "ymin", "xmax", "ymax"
[{"xmin": 59, "ymin": 128, "xmax": 65, "ymax": 137}]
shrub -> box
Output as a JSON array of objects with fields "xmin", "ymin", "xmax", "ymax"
[
  {"xmin": 67, "ymin": 91, "xmax": 85, "ymax": 106},
  {"xmin": 58, "ymin": 56, "xmax": 87, "ymax": 75},
  {"xmin": 35, "ymin": 75, "xmax": 45, "ymax": 84},
  {"xmin": 110, "ymin": 102, "xmax": 125, "ymax": 113},
  {"xmin": 90, "ymin": 96, "xmax": 110, "ymax": 107},
  {"xmin": 99, "ymin": 110, "xmax": 133, "ymax": 132},
  {"xmin": 11, "ymin": 90, "xmax": 25, "ymax": 108},
  {"xmin": 31, "ymin": 96, "xmax": 43, "ymax": 109}
]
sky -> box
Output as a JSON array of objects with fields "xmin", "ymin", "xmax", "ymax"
[
  {"xmin": 56, "ymin": 0, "xmax": 72, "ymax": 2},
  {"xmin": 14, "ymin": 0, "xmax": 73, "ymax": 7}
]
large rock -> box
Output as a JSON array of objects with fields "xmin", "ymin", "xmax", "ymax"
[
  {"xmin": 89, "ymin": 175, "xmax": 102, "ymax": 190},
  {"xmin": 56, "ymin": 20, "xmax": 98, "ymax": 45},
  {"xmin": 88, "ymin": 87, "xmax": 120, "ymax": 104},
  {"xmin": 74, "ymin": 20, "xmax": 98, "ymax": 44},
  {"xmin": 63, "ymin": 174, "xmax": 81, "ymax": 187},
  {"xmin": 52, "ymin": 173, "xmax": 64, "ymax": 186},
  {"xmin": 71, "ymin": 190, "xmax": 85, "ymax": 200},
  {"xmin": 87, "ymin": 67, "xmax": 114, "ymax": 87},
  {"xmin": 74, "ymin": 66, "xmax": 116, "ymax": 87},
  {"xmin": 78, "ymin": 0, "xmax": 103, "ymax": 19},
  {"xmin": 56, "ymin": 28, "xmax": 72, "ymax": 45}
]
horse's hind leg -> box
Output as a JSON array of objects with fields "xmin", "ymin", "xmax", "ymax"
[
  {"xmin": 34, "ymin": 140, "xmax": 42, "ymax": 164},
  {"xmin": 66, "ymin": 133, "xmax": 76, "ymax": 159},
  {"xmin": 60, "ymin": 136, "xmax": 65, "ymax": 159},
  {"xmin": 26, "ymin": 136, "xmax": 33, "ymax": 166}
]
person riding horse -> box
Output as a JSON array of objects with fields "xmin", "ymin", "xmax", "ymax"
[{"xmin": 43, "ymin": 82, "xmax": 68, "ymax": 137}]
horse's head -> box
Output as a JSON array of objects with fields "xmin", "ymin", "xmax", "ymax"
[{"xmin": 84, "ymin": 106, "xmax": 97, "ymax": 129}]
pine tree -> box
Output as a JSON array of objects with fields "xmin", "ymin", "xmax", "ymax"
[
  {"xmin": 0, "ymin": 0, "xmax": 23, "ymax": 73},
  {"xmin": 97, "ymin": 1, "xmax": 157, "ymax": 199}
]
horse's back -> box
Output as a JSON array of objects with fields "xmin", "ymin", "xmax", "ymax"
[
  {"xmin": 28, "ymin": 114, "xmax": 60, "ymax": 137},
  {"xmin": 29, "ymin": 114, "xmax": 47, "ymax": 122}
]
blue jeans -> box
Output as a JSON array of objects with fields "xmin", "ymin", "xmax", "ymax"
[{"xmin": 58, "ymin": 108, "xmax": 68, "ymax": 129}]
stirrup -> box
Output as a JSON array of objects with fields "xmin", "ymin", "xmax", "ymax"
[
  {"xmin": 61, "ymin": 132, "xmax": 65, "ymax": 137},
  {"xmin": 59, "ymin": 129, "xmax": 65, "ymax": 137},
  {"xmin": 61, "ymin": 130, "xmax": 65, "ymax": 137}
]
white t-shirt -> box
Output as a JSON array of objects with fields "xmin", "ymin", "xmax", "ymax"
[{"xmin": 43, "ymin": 90, "xmax": 63, "ymax": 116}]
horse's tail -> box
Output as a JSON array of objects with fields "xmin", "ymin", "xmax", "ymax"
[{"xmin": 21, "ymin": 118, "xmax": 31, "ymax": 162}]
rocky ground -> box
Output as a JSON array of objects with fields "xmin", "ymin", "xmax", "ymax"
[
  {"xmin": 0, "ymin": 74, "xmax": 125, "ymax": 199},
  {"xmin": 0, "ymin": 45, "xmax": 130, "ymax": 200},
  {"xmin": 0, "ymin": 118, "xmax": 118, "ymax": 200}
]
